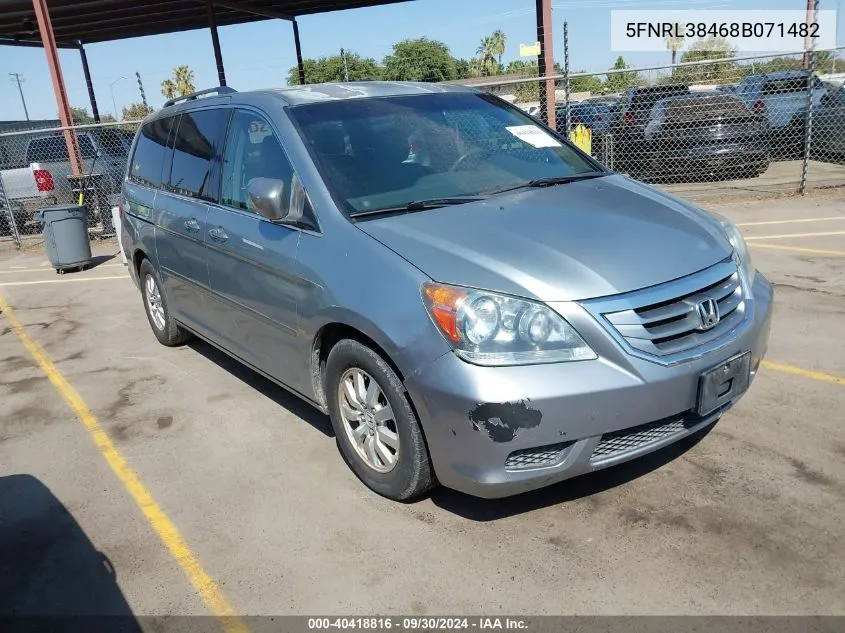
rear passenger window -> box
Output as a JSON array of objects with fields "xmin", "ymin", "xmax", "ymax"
[
  {"xmin": 130, "ymin": 117, "xmax": 176, "ymax": 188},
  {"xmin": 220, "ymin": 110, "xmax": 296, "ymax": 213},
  {"xmin": 166, "ymin": 109, "xmax": 229, "ymax": 201}
]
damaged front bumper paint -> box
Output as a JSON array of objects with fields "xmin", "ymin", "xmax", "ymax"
[{"xmin": 404, "ymin": 273, "xmax": 774, "ymax": 499}]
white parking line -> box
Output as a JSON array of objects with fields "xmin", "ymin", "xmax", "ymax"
[
  {"xmin": 738, "ymin": 216, "xmax": 845, "ymax": 227},
  {"xmin": 745, "ymin": 231, "xmax": 845, "ymax": 241}
]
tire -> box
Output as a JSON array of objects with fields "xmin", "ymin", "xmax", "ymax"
[
  {"xmin": 325, "ymin": 339, "xmax": 435, "ymax": 501},
  {"xmin": 138, "ymin": 259, "xmax": 191, "ymax": 347}
]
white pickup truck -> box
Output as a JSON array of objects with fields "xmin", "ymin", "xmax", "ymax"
[{"xmin": 1, "ymin": 128, "xmax": 134, "ymax": 235}]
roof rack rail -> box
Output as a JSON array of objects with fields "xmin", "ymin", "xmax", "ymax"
[{"xmin": 163, "ymin": 86, "xmax": 237, "ymax": 108}]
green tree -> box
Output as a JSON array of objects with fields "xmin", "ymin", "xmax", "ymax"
[
  {"xmin": 605, "ymin": 56, "xmax": 640, "ymax": 93},
  {"xmin": 67, "ymin": 106, "xmax": 115, "ymax": 124},
  {"xmin": 674, "ymin": 37, "xmax": 737, "ymax": 83},
  {"xmin": 161, "ymin": 65, "xmax": 195, "ymax": 99},
  {"xmin": 475, "ymin": 36, "xmax": 499, "ymax": 76},
  {"xmin": 70, "ymin": 106, "xmax": 94, "ymax": 125},
  {"xmin": 122, "ymin": 102, "xmax": 154, "ymax": 120},
  {"xmin": 286, "ymin": 52, "xmax": 381, "ymax": 85},
  {"xmin": 455, "ymin": 58, "xmax": 474, "ymax": 79},
  {"xmin": 571, "ymin": 72, "xmax": 604, "ymax": 93},
  {"xmin": 382, "ymin": 38, "xmax": 459, "ymax": 82}
]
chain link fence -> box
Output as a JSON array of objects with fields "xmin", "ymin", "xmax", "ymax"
[
  {"xmin": 465, "ymin": 48, "xmax": 845, "ymax": 201},
  {"xmin": 1, "ymin": 121, "xmax": 141, "ymax": 247}
]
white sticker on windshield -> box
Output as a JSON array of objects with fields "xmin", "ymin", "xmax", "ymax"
[{"xmin": 505, "ymin": 125, "xmax": 561, "ymax": 148}]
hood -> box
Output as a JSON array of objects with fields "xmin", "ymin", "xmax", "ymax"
[{"xmin": 356, "ymin": 175, "xmax": 731, "ymax": 302}]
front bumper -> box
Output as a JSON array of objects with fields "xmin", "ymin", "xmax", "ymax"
[{"xmin": 404, "ymin": 273, "xmax": 773, "ymax": 498}]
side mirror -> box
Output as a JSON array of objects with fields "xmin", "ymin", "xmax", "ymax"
[{"xmin": 247, "ymin": 177, "xmax": 289, "ymax": 222}]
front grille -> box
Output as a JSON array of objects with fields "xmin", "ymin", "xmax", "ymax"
[
  {"xmin": 505, "ymin": 442, "xmax": 573, "ymax": 471},
  {"xmin": 590, "ymin": 415, "xmax": 699, "ymax": 463},
  {"xmin": 589, "ymin": 258, "xmax": 746, "ymax": 359}
]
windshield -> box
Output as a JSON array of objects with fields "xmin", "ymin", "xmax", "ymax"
[{"xmin": 289, "ymin": 92, "xmax": 599, "ymax": 215}]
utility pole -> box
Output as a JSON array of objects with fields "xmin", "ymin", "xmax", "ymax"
[
  {"xmin": 9, "ymin": 73, "xmax": 29, "ymax": 120},
  {"xmin": 136, "ymin": 71, "xmax": 148, "ymax": 108},
  {"xmin": 804, "ymin": 0, "xmax": 815, "ymax": 69},
  {"xmin": 340, "ymin": 48, "xmax": 350, "ymax": 82}
]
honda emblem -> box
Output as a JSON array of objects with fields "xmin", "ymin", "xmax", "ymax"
[{"xmin": 696, "ymin": 298, "xmax": 720, "ymax": 331}]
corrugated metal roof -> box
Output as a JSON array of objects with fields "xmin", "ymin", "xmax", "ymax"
[{"xmin": 0, "ymin": 0, "xmax": 413, "ymax": 46}]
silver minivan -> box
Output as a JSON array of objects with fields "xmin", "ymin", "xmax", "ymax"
[{"xmin": 121, "ymin": 82, "xmax": 773, "ymax": 500}]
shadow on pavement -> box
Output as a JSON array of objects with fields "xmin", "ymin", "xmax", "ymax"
[
  {"xmin": 88, "ymin": 254, "xmax": 116, "ymax": 270},
  {"xmin": 430, "ymin": 423, "xmax": 714, "ymax": 521},
  {"xmin": 189, "ymin": 339, "xmax": 334, "ymax": 438},
  {"xmin": 0, "ymin": 474, "xmax": 141, "ymax": 632}
]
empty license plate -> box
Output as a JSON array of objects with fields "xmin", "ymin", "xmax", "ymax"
[{"xmin": 696, "ymin": 352, "xmax": 751, "ymax": 416}]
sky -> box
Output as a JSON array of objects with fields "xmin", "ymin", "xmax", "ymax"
[{"xmin": 1, "ymin": 0, "xmax": 844, "ymax": 121}]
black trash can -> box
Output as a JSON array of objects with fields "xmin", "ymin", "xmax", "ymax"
[{"xmin": 37, "ymin": 204, "xmax": 93, "ymax": 274}]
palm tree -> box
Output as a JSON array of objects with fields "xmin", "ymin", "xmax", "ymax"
[
  {"xmin": 666, "ymin": 23, "xmax": 684, "ymax": 67},
  {"xmin": 490, "ymin": 30, "xmax": 506, "ymax": 67},
  {"xmin": 475, "ymin": 36, "xmax": 498, "ymax": 76},
  {"xmin": 160, "ymin": 65, "xmax": 196, "ymax": 99}
]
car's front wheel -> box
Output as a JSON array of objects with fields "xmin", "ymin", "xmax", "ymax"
[
  {"xmin": 325, "ymin": 339, "xmax": 435, "ymax": 501},
  {"xmin": 138, "ymin": 259, "xmax": 191, "ymax": 347}
]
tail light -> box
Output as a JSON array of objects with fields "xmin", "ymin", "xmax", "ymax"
[
  {"xmin": 753, "ymin": 100, "xmax": 766, "ymax": 115},
  {"xmin": 118, "ymin": 200, "xmax": 126, "ymax": 220},
  {"xmin": 623, "ymin": 111, "xmax": 634, "ymax": 124},
  {"xmin": 33, "ymin": 169, "xmax": 54, "ymax": 192}
]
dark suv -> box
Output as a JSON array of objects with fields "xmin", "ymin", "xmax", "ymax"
[{"xmin": 593, "ymin": 84, "xmax": 690, "ymax": 173}]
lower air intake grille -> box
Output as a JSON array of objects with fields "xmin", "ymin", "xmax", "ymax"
[
  {"xmin": 590, "ymin": 415, "xmax": 697, "ymax": 463},
  {"xmin": 505, "ymin": 442, "xmax": 573, "ymax": 470}
]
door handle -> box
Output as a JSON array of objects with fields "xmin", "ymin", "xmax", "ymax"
[
  {"xmin": 184, "ymin": 218, "xmax": 200, "ymax": 232},
  {"xmin": 208, "ymin": 227, "xmax": 228, "ymax": 243}
]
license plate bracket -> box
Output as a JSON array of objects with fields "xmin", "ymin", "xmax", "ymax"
[{"xmin": 696, "ymin": 352, "xmax": 752, "ymax": 416}]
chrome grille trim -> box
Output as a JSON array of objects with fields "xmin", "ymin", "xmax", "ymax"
[{"xmin": 581, "ymin": 257, "xmax": 751, "ymax": 365}]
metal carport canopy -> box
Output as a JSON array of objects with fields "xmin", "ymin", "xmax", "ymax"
[{"xmin": 0, "ymin": 0, "xmax": 413, "ymax": 45}]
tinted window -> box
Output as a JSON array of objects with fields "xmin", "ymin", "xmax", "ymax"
[
  {"xmin": 220, "ymin": 110, "xmax": 296, "ymax": 213},
  {"xmin": 631, "ymin": 86, "xmax": 690, "ymax": 114},
  {"xmin": 97, "ymin": 130, "xmax": 134, "ymax": 156},
  {"xmin": 762, "ymin": 77, "xmax": 809, "ymax": 95},
  {"xmin": 166, "ymin": 109, "xmax": 228, "ymax": 201},
  {"xmin": 290, "ymin": 92, "xmax": 598, "ymax": 215},
  {"xmin": 129, "ymin": 117, "xmax": 175, "ymax": 187},
  {"xmin": 26, "ymin": 135, "xmax": 96, "ymax": 163}
]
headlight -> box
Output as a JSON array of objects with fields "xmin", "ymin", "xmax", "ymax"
[
  {"xmin": 713, "ymin": 213, "xmax": 756, "ymax": 286},
  {"xmin": 421, "ymin": 282, "xmax": 596, "ymax": 366}
]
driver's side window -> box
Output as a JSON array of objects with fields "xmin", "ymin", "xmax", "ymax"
[{"xmin": 221, "ymin": 109, "xmax": 295, "ymax": 213}]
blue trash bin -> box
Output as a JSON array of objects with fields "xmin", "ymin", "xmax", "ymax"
[{"xmin": 37, "ymin": 204, "xmax": 93, "ymax": 274}]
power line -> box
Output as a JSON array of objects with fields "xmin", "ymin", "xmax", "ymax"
[{"xmin": 9, "ymin": 72, "xmax": 29, "ymax": 121}]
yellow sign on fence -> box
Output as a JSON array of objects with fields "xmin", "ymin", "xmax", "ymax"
[
  {"xmin": 569, "ymin": 123, "xmax": 592, "ymax": 155},
  {"xmin": 519, "ymin": 42, "xmax": 541, "ymax": 57}
]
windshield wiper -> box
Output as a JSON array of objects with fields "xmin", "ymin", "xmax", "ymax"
[
  {"xmin": 349, "ymin": 196, "xmax": 485, "ymax": 219},
  {"xmin": 485, "ymin": 171, "xmax": 607, "ymax": 195}
]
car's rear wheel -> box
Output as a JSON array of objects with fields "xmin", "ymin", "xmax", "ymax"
[
  {"xmin": 138, "ymin": 259, "xmax": 191, "ymax": 347},
  {"xmin": 325, "ymin": 338, "xmax": 435, "ymax": 501}
]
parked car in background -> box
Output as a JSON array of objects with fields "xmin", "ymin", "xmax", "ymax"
[
  {"xmin": 643, "ymin": 92, "xmax": 770, "ymax": 182},
  {"xmin": 555, "ymin": 102, "xmax": 613, "ymax": 134},
  {"xmin": 811, "ymin": 85, "xmax": 845, "ymax": 162},
  {"xmin": 592, "ymin": 83, "xmax": 691, "ymax": 172},
  {"xmin": 122, "ymin": 82, "xmax": 772, "ymax": 501},
  {"xmin": 0, "ymin": 142, "xmax": 56, "ymax": 235},
  {"xmin": 23, "ymin": 128, "xmax": 133, "ymax": 234},
  {"xmin": 734, "ymin": 71, "xmax": 826, "ymax": 156}
]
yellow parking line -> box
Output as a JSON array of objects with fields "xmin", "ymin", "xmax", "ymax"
[
  {"xmin": 750, "ymin": 243, "xmax": 845, "ymax": 256},
  {"xmin": 0, "ymin": 292, "xmax": 249, "ymax": 633},
  {"xmin": 0, "ymin": 263, "xmax": 123, "ymax": 275},
  {"xmin": 762, "ymin": 360, "xmax": 845, "ymax": 387},
  {"xmin": 738, "ymin": 216, "xmax": 845, "ymax": 227},
  {"xmin": 0, "ymin": 276, "xmax": 126, "ymax": 287},
  {"xmin": 745, "ymin": 231, "xmax": 845, "ymax": 241}
]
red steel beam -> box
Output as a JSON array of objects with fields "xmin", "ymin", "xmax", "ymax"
[
  {"xmin": 536, "ymin": 0, "xmax": 555, "ymax": 129},
  {"xmin": 32, "ymin": 0, "xmax": 81, "ymax": 176}
]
